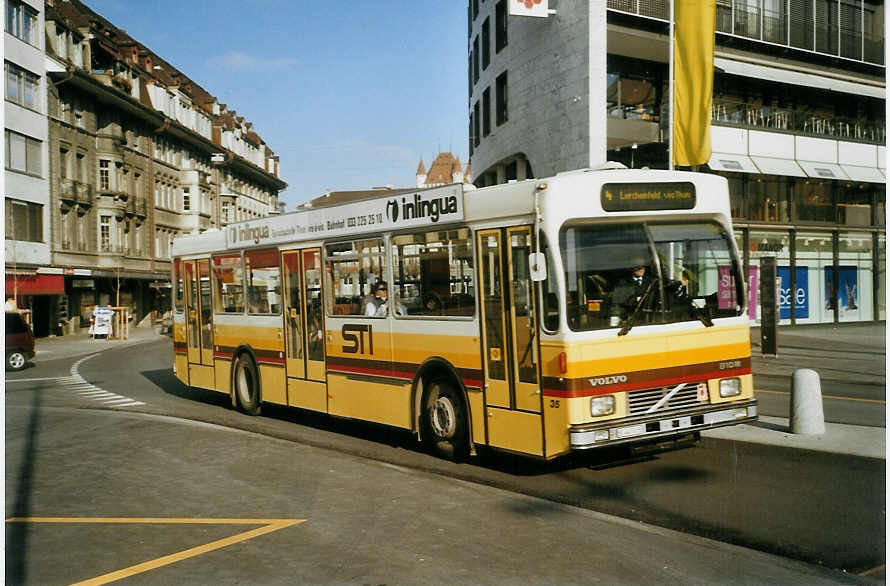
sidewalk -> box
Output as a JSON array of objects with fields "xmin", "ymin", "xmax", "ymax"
[
  {"xmin": 705, "ymin": 321, "xmax": 886, "ymax": 459},
  {"xmin": 32, "ymin": 327, "xmax": 169, "ymax": 362}
]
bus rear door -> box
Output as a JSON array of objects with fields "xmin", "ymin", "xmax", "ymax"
[
  {"xmin": 477, "ymin": 226, "xmax": 544, "ymax": 456},
  {"xmin": 282, "ymin": 248, "xmax": 327, "ymax": 412},
  {"xmin": 184, "ymin": 258, "xmax": 215, "ymax": 388}
]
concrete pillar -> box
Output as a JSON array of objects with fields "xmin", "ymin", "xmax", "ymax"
[
  {"xmin": 790, "ymin": 368, "xmax": 825, "ymax": 435},
  {"xmin": 496, "ymin": 164, "xmax": 506, "ymax": 185}
]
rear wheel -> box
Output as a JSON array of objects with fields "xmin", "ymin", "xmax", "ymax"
[
  {"xmin": 6, "ymin": 351, "xmax": 26, "ymax": 371},
  {"xmin": 233, "ymin": 354, "xmax": 261, "ymax": 415},
  {"xmin": 422, "ymin": 379, "xmax": 469, "ymax": 461}
]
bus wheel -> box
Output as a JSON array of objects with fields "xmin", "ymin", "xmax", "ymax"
[
  {"xmin": 422, "ymin": 380, "xmax": 469, "ymax": 461},
  {"xmin": 233, "ymin": 354, "xmax": 261, "ymax": 415}
]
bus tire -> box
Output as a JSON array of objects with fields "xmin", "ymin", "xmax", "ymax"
[
  {"xmin": 421, "ymin": 379, "xmax": 469, "ymax": 461},
  {"xmin": 233, "ymin": 354, "xmax": 261, "ymax": 415}
]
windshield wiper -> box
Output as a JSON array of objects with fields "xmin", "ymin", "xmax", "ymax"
[
  {"xmin": 618, "ymin": 280, "xmax": 656, "ymax": 336},
  {"xmin": 692, "ymin": 303, "xmax": 714, "ymax": 328}
]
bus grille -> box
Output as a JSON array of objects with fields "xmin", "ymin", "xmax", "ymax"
[{"xmin": 627, "ymin": 383, "xmax": 707, "ymax": 416}]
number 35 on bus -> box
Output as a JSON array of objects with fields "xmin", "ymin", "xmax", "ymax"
[{"xmin": 171, "ymin": 166, "xmax": 756, "ymax": 461}]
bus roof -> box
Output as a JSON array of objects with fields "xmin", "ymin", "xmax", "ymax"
[{"xmin": 172, "ymin": 168, "xmax": 730, "ymax": 257}]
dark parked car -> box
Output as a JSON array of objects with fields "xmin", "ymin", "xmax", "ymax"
[{"xmin": 6, "ymin": 311, "xmax": 35, "ymax": 371}]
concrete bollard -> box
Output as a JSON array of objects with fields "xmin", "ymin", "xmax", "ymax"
[{"xmin": 790, "ymin": 368, "xmax": 825, "ymax": 435}]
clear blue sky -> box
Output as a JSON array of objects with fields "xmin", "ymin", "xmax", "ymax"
[{"xmin": 87, "ymin": 1, "xmax": 470, "ymax": 208}]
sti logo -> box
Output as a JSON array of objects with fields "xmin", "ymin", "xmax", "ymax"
[{"xmin": 386, "ymin": 199, "xmax": 400, "ymax": 223}]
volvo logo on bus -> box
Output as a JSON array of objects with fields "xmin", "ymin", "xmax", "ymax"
[
  {"xmin": 387, "ymin": 193, "xmax": 459, "ymax": 224},
  {"xmin": 589, "ymin": 375, "xmax": 628, "ymax": 387}
]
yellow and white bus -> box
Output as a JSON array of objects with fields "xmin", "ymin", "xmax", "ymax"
[{"xmin": 171, "ymin": 166, "xmax": 757, "ymax": 460}]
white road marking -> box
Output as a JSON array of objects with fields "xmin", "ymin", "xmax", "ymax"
[{"xmin": 60, "ymin": 352, "xmax": 148, "ymax": 409}]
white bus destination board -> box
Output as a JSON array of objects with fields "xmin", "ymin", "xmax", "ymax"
[{"xmin": 226, "ymin": 184, "xmax": 464, "ymax": 249}]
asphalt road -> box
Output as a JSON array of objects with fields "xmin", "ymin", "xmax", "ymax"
[{"xmin": 5, "ymin": 337, "xmax": 885, "ymax": 584}]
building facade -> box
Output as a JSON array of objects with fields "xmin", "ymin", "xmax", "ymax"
[
  {"xmin": 4, "ymin": 0, "xmax": 286, "ymax": 336},
  {"xmin": 5, "ymin": 0, "xmax": 55, "ymax": 329},
  {"xmin": 467, "ymin": 0, "xmax": 885, "ymax": 325}
]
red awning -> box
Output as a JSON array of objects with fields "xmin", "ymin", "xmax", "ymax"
[{"xmin": 6, "ymin": 274, "xmax": 65, "ymax": 296}]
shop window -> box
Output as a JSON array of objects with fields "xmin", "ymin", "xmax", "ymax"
[
  {"xmin": 835, "ymin": 183, "xmax": 874, "ymax": 226},
  {"xmin": 836, "ymin": 231, "xmax": 874, "ymax": 321},
  {"xmin": 727, "ymin": 175, "xmax": 745, "ymax": 219},
  {"xmin": 748, "ymin": 176, "xmax": 791, "ymax": 222},
  {"xmin": 794, "ymin": 180, "xmax": 834, "ymax": 223},
  {"xmin": 749, "ymin": 229, "xmax": 792, "ymax": 323},
  {"xmin": 212, "ymin": 253, "xmax": 244, "ymax": 313},
  {"xmin": 245, "ymin": 248, "xmax": 281, "ymax": 315},
  {"xmin": 326, "ymin": 238, "xmax": 386, "ymax": 316},
  {"xmin": 793, "ymin": 231, "xmax": 834, "ymax": 324},
  {"xmin": 391, "ymin": 228, "xmax": 475, "ymax": 318},
  {"xmin": 877, "ymin": 233, "xmax": 885, "ymax": 320}
]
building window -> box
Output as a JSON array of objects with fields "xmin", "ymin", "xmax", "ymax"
[
  {"xmin": 5, "ymin": 129, "xmax": 41, "ymax": 176},
  {"xmin": 473, "ymin": 101, "xmax": 481, "ymax": 147},
  {"xmin": 99, "ymin": 160, "xmax": 111, "ymax": 191},
  {"xmin": 748, "ymin": 176, "xmax": 791, "ymax": 223},
  {"xmin": 183, "ymin": 188, "xmax": 191, "ymax": 211},
  {"xmin": 795, "ymin": 180, "xmax": 834, "ymax": 223},
  {"xmin": 468, "ymin": 115, "xmax": 474, "ymax": 157},
  {"xmin": 59, "ymin": 147, "xmax": 69, "ymax": 179},
  {"xmin": 473, "ymin": 36, "xmax": 480, "ymax": 85},
  {"xmin": 222, "ymin": 201, "xmax": 229, "ymax": 223},
  {"xmin": 496, "ymin": 71, "xmax": 508, "ymax": 126},
  {"xmin": 6, "ymin": 0, "xmax": 38, "ymax": 46},
  {"xmin": 5, "ymin": 198, "xmax": 42, "ymax": 242},
  {"xmin": 482, "ymin": 87, "xmax": 491, "ymax": 137},
  {"xmin": 495, "ymin": 0, "xmax": 508, "ymax": 53},
  {"xmin": 482, "ymin": 18, "xmax": 491, "ymax": 70},
  {"xmin": 5, "ymin": 62, "xmax": 40, "ymax": 110},
  {"xmin": 100, "ymin": 215, "xmax": 111, "ymax": 251}
]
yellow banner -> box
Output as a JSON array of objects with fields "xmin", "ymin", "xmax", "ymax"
[{"xmin": 673, "ymin": 0, "xmax": 716, "ymax": 167}]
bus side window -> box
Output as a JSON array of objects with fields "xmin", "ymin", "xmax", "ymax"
[
  {"xmin": 245, "ymin": 248, "xmax": 281, "ymax": 315},
  {"xmin": 212, "ymin": 253, "xmax": 244, "ymax": 313},
  {"xmin": 325, "ymin": 238, "xmax": 386, "ymax": 317},
  {"xmin": 392, "ymin": 228, "xmax": 475, "ymax": 318}
]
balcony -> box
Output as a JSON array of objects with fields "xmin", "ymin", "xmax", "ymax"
[{"xmin": 712, "ymin": 102, "xmax": 886, "ymax": 144}]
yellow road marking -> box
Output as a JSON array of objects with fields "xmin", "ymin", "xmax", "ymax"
[
  {"xmin": 5, "ymin": 517, "xmax": 305, "ymax": 585},
  {"xmin": 755, "ymin": 388, "xmax": 886, "ymax": 405}
]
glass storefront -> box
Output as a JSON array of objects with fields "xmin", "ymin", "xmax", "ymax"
[
  {"xmin": 795, "ymin": 231, "xmax": 836, "ymax": 324},
  {"xmin": 716, "ymin": 171, "xmax": 884, "ymax": 325},
  {"xmin": 749, "ymin": 229, "xmax": 792, "ymax": 324}
]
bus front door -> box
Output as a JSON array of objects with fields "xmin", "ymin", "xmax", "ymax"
[
  {"xmin": 477, "ymin": 227, "xmax": 544, "ymax": 456},
  {"xmin": 282, "ymin": 248, "xmax": 327, "ymax": 412}
]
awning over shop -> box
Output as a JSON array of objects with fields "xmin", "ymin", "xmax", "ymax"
[
  {"xmin": 797, "ymin": 160, "xmax": 850, "ymax": 180},
  {"xmin": 714, "ymin": 57, "xmax": 885, "ymax": 99},
  {"xmin": 751, "ymin": 156, "xmax": 808, "ymax": 177},
  {"xmin": 839, "ymin": 164, "xmax": 886, "ymax": 183},
  {"xmin": 6, "ymin": 274, "xmax": 65, "ymax": 296},
  {"xmin": 708, "ymin": 153, "xmax": 759, "ymax": 173}
]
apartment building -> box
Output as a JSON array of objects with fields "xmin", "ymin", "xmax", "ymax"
[
  {"xmin": 5, "ymin": 0, "xmax": 286, "ymax": 335},
  {"xmin": 467, "ymin": 0, "xmax": 885, "ymax": 325},
  {"xmin": 5, "ymin": 0, "xmax": 56, "ymax": 332}
]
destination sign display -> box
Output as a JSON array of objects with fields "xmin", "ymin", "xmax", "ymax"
[
  {"xmin": 226, "ymin": 184, "xmax": 464, "ymax": 249},
  {"xmin": 601, "ymin": 182, "xmax": 696, "ymax": 212}
]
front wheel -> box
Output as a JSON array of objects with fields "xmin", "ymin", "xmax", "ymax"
[
  {"xmin": 6, "ymin": 351, "xmax": 26, "ymax": 371},
  {"xmin": 233, "ymin": 354, "xmax": 261, "ymax": 415},
  {"xmin": 421, "ymin": 379, "xmax": 469, "ymax": 461}
]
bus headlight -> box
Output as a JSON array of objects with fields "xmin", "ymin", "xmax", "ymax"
[
  {"xmin": 591, "ymin": 395, "xmax": 616, "ymax": 417},
  {"xmin": 719, "ymin": 378, "xmax": 741, "ymax": 397}
]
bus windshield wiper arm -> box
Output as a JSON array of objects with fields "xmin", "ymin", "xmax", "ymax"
[
  {"xmin": 693, "ymin": 303, "xmax": 714, "ymax": 328},
  {"xmin": 618, "ymin": 280, "xmax": 656, "ymax": 336}
]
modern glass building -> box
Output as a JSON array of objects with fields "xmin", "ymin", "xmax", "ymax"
[{"xmin": 467, "ymin": 0, "xmax": 885, "ymax": 324}]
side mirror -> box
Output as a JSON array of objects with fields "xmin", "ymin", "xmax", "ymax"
[{"xmin": 529, "ymin": 252, "xmax": 547, "ymax": 282}]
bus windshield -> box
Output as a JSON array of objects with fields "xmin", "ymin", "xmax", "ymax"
[{"xmin": 560, "ymin": 221, "xmax": 743, "ymax": 332}]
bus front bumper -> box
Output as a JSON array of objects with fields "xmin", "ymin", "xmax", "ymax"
[{"xmin": 569, "ymin": 399, "xmax": 758, "ymax": 450}]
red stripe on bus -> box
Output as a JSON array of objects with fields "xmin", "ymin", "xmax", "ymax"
[{"xmin": 542, "ymin": 366, "xmax": 752, "ymax": 398}]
